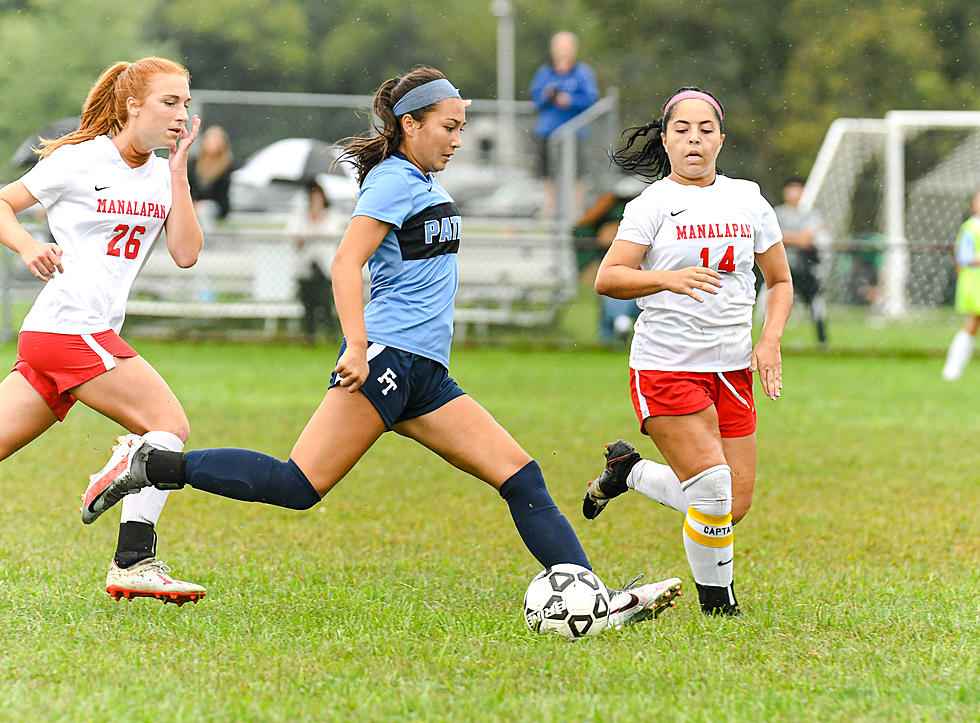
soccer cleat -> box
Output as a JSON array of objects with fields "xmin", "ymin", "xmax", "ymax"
[
  {"xmin": 105, "ymin": 557, "xmax": 205, "ymax": 606},
  {"xmin": 606, "ymin": 575, "xmax": 682, "ymax": 630},
  {"xmin": 81, "ymin": 434, "xmax": 153, "ymax": 525},
  {"xmin": 696, "ymin": 582, "xmax": 741, "ymax": 616},
  {"xmin": 582, "ymin": 439, "xmax": 641, "ymax": 520}
]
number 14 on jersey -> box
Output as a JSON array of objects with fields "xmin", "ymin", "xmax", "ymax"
[{"xmin": 700, "ymin": 245, "xmax": 735, "ymax": 273}]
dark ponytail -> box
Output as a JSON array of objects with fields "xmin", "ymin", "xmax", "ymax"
[
  {"xmin": 610, "ymin": 119, "xmax": 669, "ymax": 182},
  {"xmin": 610, "ymin": 85, "xmax": 724, "ymax": 182},
  {"xmin": 336, "ymin": 66, "xmax": 449, "ymax": 186}
]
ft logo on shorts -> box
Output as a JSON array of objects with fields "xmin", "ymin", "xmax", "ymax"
[{"xmin": 377, "ymin": 367, "xmax": 398, "ymax": 396}]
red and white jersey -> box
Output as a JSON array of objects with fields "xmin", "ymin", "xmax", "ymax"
[
  {"xmin": 20, "ymin": 135, "xmax": 171, "ymax": 334},
  {"xmin": 616, "ymin": 175, "xmax": 782, "ymax": 371}
]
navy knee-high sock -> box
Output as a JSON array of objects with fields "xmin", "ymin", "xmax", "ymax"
[
  {"xmin": 148, "ymin": 448, "xmax": 321, "ymax": 510},
  {"xmin": 498, "ymin": 460, "xmax": 591, "ymax": 570}
]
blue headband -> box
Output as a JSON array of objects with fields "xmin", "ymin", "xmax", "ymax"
[{"xmin": 392, "ymin": 78, "xmax": 461, "ymax": 116}]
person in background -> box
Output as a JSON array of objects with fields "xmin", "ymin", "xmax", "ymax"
[
  {"xmin": 287, "ymin": 182, "xmax": 345, "ymax": 343},
  {"xmin": 572, "ymin": 175, "xmax": 647, "ymax": 346},
  {"xmin": 188, "ymin": 125, "xmax": 233, "ymax": 226},
  {"xmin": 530, "ymin": 31, "xmax": 599, "ymax": 219},
  {"xmin": 774, "ymin": 175, "xmax": 829, "ymax": 347},
  {"xmin": 941, "ymin": 189, "xmax": 980, "ymax": 381}
]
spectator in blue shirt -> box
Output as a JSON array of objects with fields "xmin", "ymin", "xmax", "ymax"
[{"xmin": 530, "ymin": 31, "xmax": 599, "ymax": 218}]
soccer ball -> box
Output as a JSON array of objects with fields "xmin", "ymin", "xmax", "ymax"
[{"xmin": 523, "ymin": 563, "xmax": 610, "ymax": 639}]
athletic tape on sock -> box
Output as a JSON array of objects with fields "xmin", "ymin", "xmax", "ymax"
[{"xmin": 681, "ymin": 464, "xmax": 734, "ymax": 587}]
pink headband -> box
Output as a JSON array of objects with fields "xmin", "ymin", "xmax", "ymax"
[{"xmin": 663, "ymin": 91, "xmax": 723, "ymax": 121}]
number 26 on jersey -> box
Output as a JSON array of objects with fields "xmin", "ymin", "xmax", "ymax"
[
  {"xmin": 106, "ymin": 224, "xmax": 145, "ymax": 260},
  {"xmin": 700, "ymin": 245, "xmax": 735, "ymax": 273}
]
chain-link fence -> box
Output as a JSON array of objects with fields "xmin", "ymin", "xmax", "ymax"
[
  {"xmin": 2, "ymin": 90, "xmax": 627, "ymax": 342},
  {"xmin": 190, "ymin": 88, "xmax": 622, "ymax": 226},
  {"xmin": 1, "ymin": 222, "xmax": 581, "ymax": 342},
  {"xmin": 12, "ymin": 100, "xmax": 977, "ymax": 354}
]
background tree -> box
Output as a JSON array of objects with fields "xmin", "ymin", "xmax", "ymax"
[
  {"xmin": 0, "ymin": 0, "xmax": 171, "ymax": 173},
  {"xmin": 2, "ymin": 0, "xmax": 978, "ymax": 196},
  {"xmin": 586, "ymin": 0, "xmax": 787, "ymax": 192},
  {"xmin": 148, "ymin": 0, "xmax": 313, "ymax": 91},
  {"xmin": 772, "ymin": 0, "xmax": 965, "ymax": 183}
]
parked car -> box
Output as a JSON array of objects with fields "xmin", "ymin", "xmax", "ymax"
[{"xmin": 229, "ymin": 138, "xmax": 359, "ymax": 214}]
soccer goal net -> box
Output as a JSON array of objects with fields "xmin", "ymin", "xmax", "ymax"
[{"xmin": 796, "ymin": 110, "xmax": 980, "ymax": 353}]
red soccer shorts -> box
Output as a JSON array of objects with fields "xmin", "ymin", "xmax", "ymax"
[
  {"xmin": 14, "ymin": 330, "xmax": 138, "ymax": 421},
  {"xmin": 629, "ymin": 368, "xmax": 756, "ymax": 438}
]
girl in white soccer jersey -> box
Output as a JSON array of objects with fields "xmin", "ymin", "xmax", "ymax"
[
  {"xmin": 83, "ymin": 66, "xmax": 682, "ymax": 629},
  {"xmin": 581, "ymin": 87, "xmax": 793, "ymax": 615},
  {"xmin": 0, "ymin": 57, "xmax": 206, "ymax": 604}
]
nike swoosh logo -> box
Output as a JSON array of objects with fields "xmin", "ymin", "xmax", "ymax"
[
  {"xmin": 717, "ymin": 557, "xmax": 734, "ymax": 567},
  {"xmin": 670, "ymin": 209, "xmax": 686, "ymax": 217},
  {"xmin": 95, "ymin": 185, "xmax": 110, "ymax": 191},
  {"xmin": 610, "ymin": 593, "xmax": 639, "ymax": 614}
]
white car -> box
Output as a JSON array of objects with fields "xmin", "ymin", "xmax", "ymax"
[{"xmin": 229, "ymin": 138, "xmax": 359, "ymax": 214}]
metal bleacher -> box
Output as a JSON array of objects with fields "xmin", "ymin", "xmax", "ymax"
[{"xmin": 126, "ymin": 223, "xmax": 577, "ymax": 336}]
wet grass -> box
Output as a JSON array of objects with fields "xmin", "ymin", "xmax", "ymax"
[{"xmin": 1, "ymin": 341, "xmax": 977, "ymax": 721}]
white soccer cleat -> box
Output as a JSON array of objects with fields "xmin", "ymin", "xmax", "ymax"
[
  {"xmin": 606, "ymin": 576, "xmax": 682, "ymax": 630},
  {"xmin": 80, "ymin": 434, "xmax": 151, "ymax": 525},
  {"xmin": 105, "ymin": 558, "xmax": 205, "ymax": 606}
]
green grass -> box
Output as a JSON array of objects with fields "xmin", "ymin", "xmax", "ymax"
[
  {"xmin": 1, "ymin": 283, "xmax": 970, "ymax": 356},
  {"xmin": 1, "ymin": 340, "xmax": 978, "ymax": 721},
  {"xmin": 470, "ymin": 285, "xmax": 968, "ymax": 357}
]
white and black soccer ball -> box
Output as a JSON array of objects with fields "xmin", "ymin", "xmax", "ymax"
[{"xmin": 523, "ymin": 563, "xmax": 610, "ymax": 639}]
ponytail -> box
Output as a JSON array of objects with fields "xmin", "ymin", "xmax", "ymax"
[
  {"xmin": 336, "ymin": 66, "xmax": 449, "ymax": 186},
  {"xmin": 611, "ymin": 85, "xmax": 724, "ymax": 182},
  {"xmin": 610, "ymin": 120, "xmax": 669, "ymax": 182},
  {"xmin": 36, "ymin": 57, "xmax": 189, "ymax": 159}
]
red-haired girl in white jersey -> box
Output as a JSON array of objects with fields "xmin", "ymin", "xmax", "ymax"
[
  {"xmin": 0, "ymin": 58, "xmax": 206, "ymax": 605},
  {"xmin": 581, "ymin": 87, "xmax": 794, "ymax": 615}
]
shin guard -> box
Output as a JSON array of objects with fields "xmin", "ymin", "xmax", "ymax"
[{"xmin": 681, "ymin": 464, "xmax": 733, "ymax": 587}]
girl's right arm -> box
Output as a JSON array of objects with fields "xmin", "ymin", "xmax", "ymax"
[
  {"xmin": 0, "ymin": 181, "xmax": 63, "ymax": 280},
  {"xmin": 330, "ymin": 215, "xmax": 391, "ymax": 392},
  {"xmin": 595, "ymin": 238, "xmax": 721, "ymax": 303}
]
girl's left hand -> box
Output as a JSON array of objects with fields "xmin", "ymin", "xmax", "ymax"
[
  {"xmin": 169, "ymin": 115, "xmax": 201, "ymax": 172},
  {"xmin": 750, "ymin": 338, "xmax": 782, "ymax": 400}
]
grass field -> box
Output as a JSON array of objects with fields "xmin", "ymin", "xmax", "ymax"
[
  {"xmin": 1, "ymin": 340, "xmax": 978, "ymax": 721},
  {"xmin": 1, "ymin": 284, "xmax": 971, "ymax": 355}
]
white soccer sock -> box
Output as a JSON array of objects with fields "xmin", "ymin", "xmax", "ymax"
[
  {"xmin": 627, "ymin": 459, "xmax": 688, "ymax": 513},
  {"xmin": 681, "ymin": 464, "xmax": 734, "ymax": 587},
  {"xmin": 942, "ymin": 329, "xmax": 974, "ymax": 381},
  {"xmin": 120, "ymin": 431, "xmax": 183, "ymax": 525}
]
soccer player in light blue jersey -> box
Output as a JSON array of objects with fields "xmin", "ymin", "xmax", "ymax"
[{"xmin": 82, "ymin": 66, "xmax": 682, "ymax": 629}]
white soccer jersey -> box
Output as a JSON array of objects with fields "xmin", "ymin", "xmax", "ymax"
[
  {"xmin": 616, "ymin": 175, "xmax": 782, "ymax": 371},
  {"xmin": 20, "ymin": 135, "xmax": 171, "ymax": 334}
]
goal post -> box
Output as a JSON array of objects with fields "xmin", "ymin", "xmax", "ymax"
[{"xmin": 802, "ymin": 110, "xmax": 980, "ymax": 322}]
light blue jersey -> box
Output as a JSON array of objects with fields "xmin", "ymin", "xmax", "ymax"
[{"xmin": 352, "ymin": 153, "xmax": 461, "ymax": 367}]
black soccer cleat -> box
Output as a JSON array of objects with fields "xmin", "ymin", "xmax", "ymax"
[
  {"xmin": 696, "ymin": 582, "xmax": 741, "ymax": 616},
  {"xmin": 582, "ymin": 439, "xmax": 641, "ymax": 520}
]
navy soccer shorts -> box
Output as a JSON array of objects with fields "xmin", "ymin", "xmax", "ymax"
[{"xmin": 329, "ymin": 341, "xmax": 466, "ymax": 429}]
